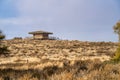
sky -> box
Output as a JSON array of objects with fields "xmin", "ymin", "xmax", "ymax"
[{"xmin": 0, "ymin": 0, "xmax": 120, "ymax": 41}]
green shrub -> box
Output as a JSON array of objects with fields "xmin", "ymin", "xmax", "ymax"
[
  {"xmin": 0, "ymin": 46, "xmax": 9, "ymax": 56},
  {"xmin": 113, "ymin": 44, "xmax": 120, "ymax": 62},
  {"xmin": 0, "ymin": 30, "xmax": 9, "ymax": 56}
]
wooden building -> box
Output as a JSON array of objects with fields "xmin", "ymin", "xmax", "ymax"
[{"xmin": 29, "ymin": 30, "xmax": 53, "ymax": 40}]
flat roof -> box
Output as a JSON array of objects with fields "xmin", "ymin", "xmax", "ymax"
[{"xmin": 29, "ymin": 30, "xmax": 53, "ymax": 34}]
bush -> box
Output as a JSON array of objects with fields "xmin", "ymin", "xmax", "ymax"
[
  {"xmin": 112, "ymin": 44, "xmax": 120, "ymax": 62},
  {"xmin": 0, "ymin": 46, "xmax": 9, "ymax": 56},
  {"xmin": 13, "ymin": 37, "xmax": 22, "ymax": 40},
  {"xmin": 0, "ymin": 30, "xmax": 9, "ymax": 56},
  {"xmin": 49, "ymin": 36, "xmax": 60, "ymax": 40}
]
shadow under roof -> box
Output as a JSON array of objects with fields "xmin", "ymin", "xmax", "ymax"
[{"xmin": 29, "ymin": 30, "xmax": 53, "ymax": 34}]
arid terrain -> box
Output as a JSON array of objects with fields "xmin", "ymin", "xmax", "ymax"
[{"xmin": 0, "ymin": 39, "xmax": 120, "ymax": 80}]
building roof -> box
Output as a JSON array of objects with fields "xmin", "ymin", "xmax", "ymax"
[{"xmin": 29, "ymin": 30, "xmax": 53, "ymax": 34}]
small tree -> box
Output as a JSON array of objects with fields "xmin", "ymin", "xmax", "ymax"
[
  {"xmin": 113, "ymin": 21, "xmax": 120, "ymax": 42},
  {"xmin": 113, "ymin": 21, "xmax": 120, "ymax": 61},
  {"xmin": 0, "ymin": 30, "xmax": 9, "ymax": 56}
]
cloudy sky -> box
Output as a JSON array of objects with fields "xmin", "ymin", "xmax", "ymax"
[{"xmin": 0, "ymin": 0, "xmax": 120, "ymax": 41}]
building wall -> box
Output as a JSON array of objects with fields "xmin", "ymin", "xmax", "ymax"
[{"xmin": 33, "ymin": 34, "xmax": 49, "ymax": 39}]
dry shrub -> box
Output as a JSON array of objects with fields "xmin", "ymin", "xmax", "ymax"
[
  {"xmin": 18, "ymin": 73, "xmax": 38, "ymax": 80},
  {"xmin": 0, "ymin": 77, "xmax": 3, "ymax": 80},
  {"xmin": 49, "ymin": 71, "xmax": 74, "ymax": 80},
  {"xmin": 43, "ymin": 65, "xmax": 60, "ymax": 76},
  {"xmin": 113, "ymin": 44, "xmax": 120, "ymax": 62},
  {"xmin": 87, "ymin": 63, "xmax": 120, "ymax": 80},
  {"xmin": 18, "ymin": 73, "xmax": 32, "ymax": 80},
  {"xmin": 0, "ymin": 60, "xmax": 120, "ymax": 80},
  {"xmin": 87, "ymin": 59, "xmax": 102, "ymax": 72}
]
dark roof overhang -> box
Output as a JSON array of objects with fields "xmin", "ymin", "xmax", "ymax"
[{"xmin": 29, "ymin": 30, "xmax": 53, "ymax": 34}]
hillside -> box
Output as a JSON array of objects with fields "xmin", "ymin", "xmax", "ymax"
[
  {"xmin": 1, "ymin": 39, "xmax": 117, "ymax": 64},
  {"xmin": 0, "ymin": 39, "xmax": 119, "ymax": 80}
]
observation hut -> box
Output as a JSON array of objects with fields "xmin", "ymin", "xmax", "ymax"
[{"xmin": 29, "ymin": 30, "xmax": 53, "ymax": 40}]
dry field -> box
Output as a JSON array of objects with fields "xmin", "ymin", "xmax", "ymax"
[{"xmin": 0, "ymin": 39, "xmax": 119, "ymax": 80}]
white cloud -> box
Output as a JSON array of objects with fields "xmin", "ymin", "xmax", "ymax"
[
  {"xmin": 14, "ymin": 0, "xmax": 119, "ymax": 24},
  {"xmin": 0, "ymin": 17, "xmax": 48, "ymax": 26},
  {"xmin": 1, "ymin": 0, "xmax": 119, "ymax": 27},
  {"xmin": 0, "ymin": 0, "xmax": 119, "ymax": 41}
]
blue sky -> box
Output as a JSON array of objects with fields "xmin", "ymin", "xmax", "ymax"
[{"xmin": 0, "ymin": 0, "xmax": 120, "ymax": 41}]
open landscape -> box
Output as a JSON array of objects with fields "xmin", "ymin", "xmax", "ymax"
[
  {"xmin": 0, "ymin": 0, "xmax": 120, "ymax": 80},
  {"xmin": 0, "ymin": 39, "xmax": 120, "ymax": 80}
]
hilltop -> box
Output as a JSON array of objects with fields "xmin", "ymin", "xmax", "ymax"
[
  {"xmin": 0, "ymin": 39, "xmax": 120, "ymax": 80},
  {"xmin": 1, "ymin": 39, "xmax": 117, "ymax": 64}
]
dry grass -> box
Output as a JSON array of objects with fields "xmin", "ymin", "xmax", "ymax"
[
  {"xmin": 0, "ymin": 60, "xmax": 119, "ymax": 80},
  {"xmin": 0, "ymin": 39, "xmax": 119, "ymax": 80}
]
